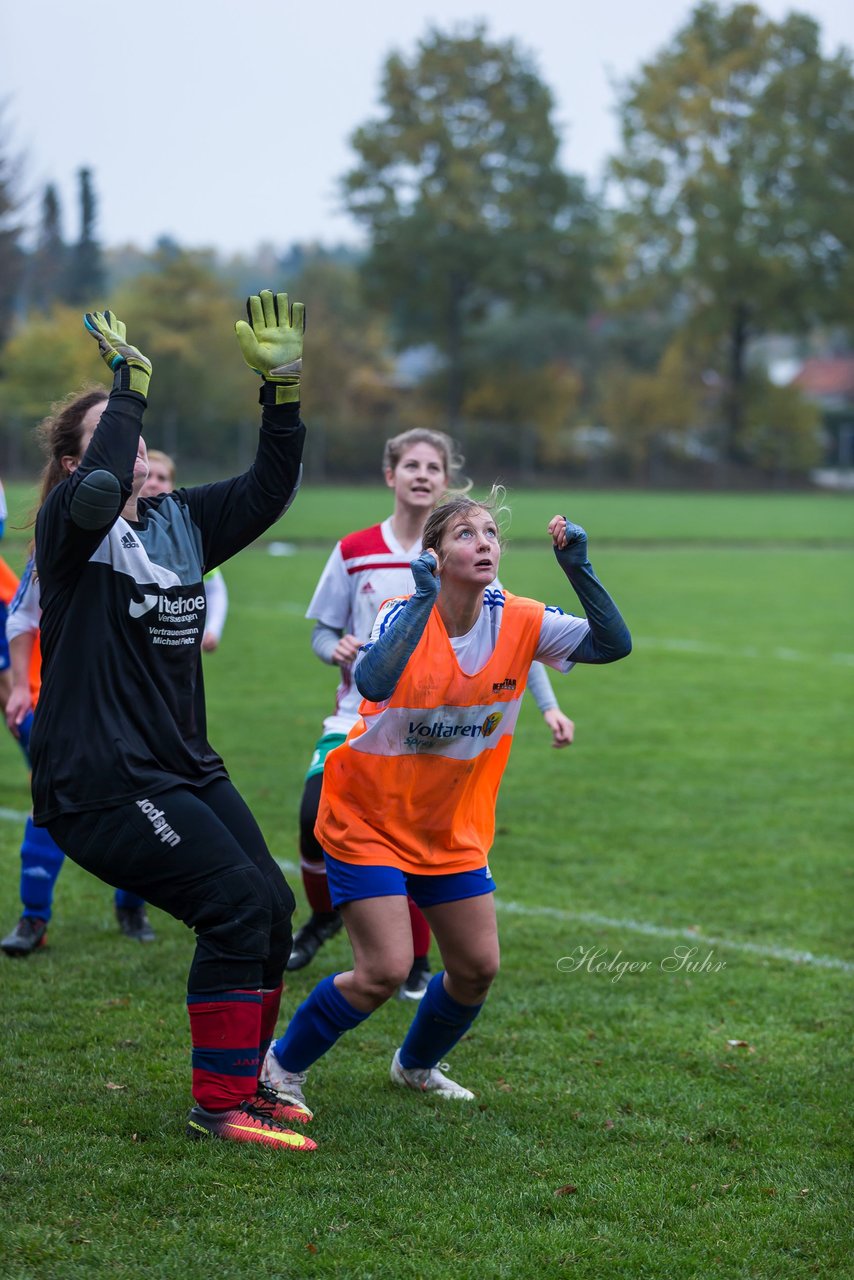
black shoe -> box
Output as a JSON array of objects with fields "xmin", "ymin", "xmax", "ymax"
[
  {"xmin": 286, "ymin": 912, "xmax": 343, "ymax": 971},
  {"xmin": 116, "ymin": 905, "xmax": 156, "ymax": 942},
  {"xmin": 1, "ymin": 916, "xmax": 48, "ymax": 957},
  {"xmin": 398, "ymin": 957, "xmax": 431, "ymax": 1001}
]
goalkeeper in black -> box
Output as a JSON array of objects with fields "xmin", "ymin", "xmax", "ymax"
[{"xmin": 31, "ymin": 293, "xmax": 316, "ymax": 1151}]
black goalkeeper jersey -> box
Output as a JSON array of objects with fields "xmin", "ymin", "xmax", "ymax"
[{"xmin": 31, "ymin": 388, "xmax": 305, "ymax": 822}]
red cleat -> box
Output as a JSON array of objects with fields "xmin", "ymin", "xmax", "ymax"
[{"xmin": 186, "ymin": 1096, "xmax": 317, "ymax": 1150}]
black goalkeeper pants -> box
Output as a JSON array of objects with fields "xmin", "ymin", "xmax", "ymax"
[{"xmin": 48, "ymin": 778, "xmax": 295, "ymax": 993}]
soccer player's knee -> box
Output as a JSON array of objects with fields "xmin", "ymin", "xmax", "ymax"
[
  {"xmin": 255, "ymin": 866, "xmax": 295, "ymax": 971},
  {"xmin": 266, "ymin": 921, "xmax": 293, "ymax": 983},
  {"xmin": 269, "ymin": 872, "xmax": 296, "ymax": 925},
  {"xmin": 452, "ymin": 952, "xmax": 500, "ymax": 995},
  {"xmin": 360, "ymin": 960, "xmax": 411, "ymax": 1003},
  {"xmin": 198, "ymin": 865, "xmax": 272, "ymax": 956}
]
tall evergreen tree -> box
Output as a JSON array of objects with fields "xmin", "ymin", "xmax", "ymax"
[
  {"xmin": 29, "ymin": 183, "xmax": 66, "ymax": 308},
  {"xmin": 64, "ymin": 167, "xmax": 105, "ymax": 304},
  {"xmin": 0, "ymin": 108, "xmax": 25, "ymax": 350}
]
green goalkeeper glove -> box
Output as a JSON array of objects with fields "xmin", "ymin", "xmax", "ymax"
[
  {"xmin": 83, "ymin": 311, "xmax": 152, "ymax": 398},
  {"xmin": 235, "ymin": 290, "xmax": 305, "ymax": 405}
]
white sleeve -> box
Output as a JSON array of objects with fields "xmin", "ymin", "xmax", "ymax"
[
  {"xmin": 534, "ymin": 607, "xmax": 591, "ymax": 673},
  {"xmin": 204, "ymin": 569, "xmax": 228, "ymax": 641},
  {"xmin": 6, "ymin": 570, "xmax": 41, "ymax": 642},
  {"xmin": 305, "ymin": 543, "xmax": 353, "ymax": 630}
]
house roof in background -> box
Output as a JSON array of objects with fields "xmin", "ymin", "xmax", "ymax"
[{"xmin": 792, "ymin": 357, "xmax": 854, "ymax": 399}]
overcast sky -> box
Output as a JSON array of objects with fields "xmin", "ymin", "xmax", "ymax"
[{"xmin": 3, "ymin": 0, "xmax": 852, "ymax": 256}]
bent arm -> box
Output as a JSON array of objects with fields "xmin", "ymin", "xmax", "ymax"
[
  {"xmin": 311, "ymin": 620, "xmax": 361, "ymax": 667},
  {"xmin": 6, "ymin": 632, "xmax": 36, "ymax": 733},
  {"xmin": 311, "ymin": 620, "xmax": 343, "ymax": 664},
  {"xmin": 35, "ymin": 390, "xmax": 144, "ymax": 589},
  {"xmin": 555, "ymin": 548, "xmax": 631, "ymax": 664},
  {"xmin": 526, "ymin": 660, "xmax": 558, "ymax": 713},
  {"xmin": 354, "ymin": 553, "xmax": 439, "ymax": 702}
]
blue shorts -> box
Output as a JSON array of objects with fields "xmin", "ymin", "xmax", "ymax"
[{"xmin": 323, "ymin": 852, "xmax": 497, "ymax": 909}]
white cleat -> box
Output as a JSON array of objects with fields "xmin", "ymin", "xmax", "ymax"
[
  {"xmin": 390, "ymin": 1048, "xmax": 475, "ymax": 1100},
  {"xmin": 259, "ymin": 1046, "xmax": 313, "ymax": 1121}
]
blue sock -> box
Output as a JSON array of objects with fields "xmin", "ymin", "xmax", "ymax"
[
  {"xmin": 114, "ymin": 888, "xmax": 146, "ymax": 909},
  {"xmin": 20, "ymin": 819, "xmax": 65, "ymax": 922},
  {"xmin": 272, "ymin": 974, "xmax": 370, "ymax": 1073},
  {"xmin": 399, "ymin": 972, "xmax": 484, "ymax": 1070}
]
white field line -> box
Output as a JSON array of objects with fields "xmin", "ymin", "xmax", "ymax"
[
  {"xmin": 497, "ymin": 900, "xmax": 854, "ymax": 974},
  {"xmin": 0, "ymin": 806, "xmax": 28, "ymax": 823},
  {"xmin": 274, "ymin": 858, "xmax": 853, "ymax": 975},
  {"xmin": 0, "ymin": 823, "xmax": 844, "ymax": 971},
  {"xmin": 634, "ymin": 636, "xmax": 854, "ymax": 667}
]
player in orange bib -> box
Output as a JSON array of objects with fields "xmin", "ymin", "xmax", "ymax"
[{"xmin": 260, "ymin": 490, "xmax": 631, "ymax": 1111}]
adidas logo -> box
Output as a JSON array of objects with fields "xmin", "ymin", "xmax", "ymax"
[
  {"xmin": 360, "ymin": 580, "xmax": 375, "ymax": 593},
  {"xmin": 121, "ymin": 532, "xmax": 140, "ymax": 549}
]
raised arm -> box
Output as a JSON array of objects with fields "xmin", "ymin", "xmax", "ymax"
[
  {"xmin": 549, "ymin": 515, "xmax": 631, "ymax": 665},
  {"xmin": 36, "ymin": 312, "xmax": 151, "ymax": 587},
  {"xmin": 354, "ymin": 551, "xmax": 439, "ymax": 702},
  {"xmin": 184, "ymin": 291, "xmax": 306, "ymax": 571}
]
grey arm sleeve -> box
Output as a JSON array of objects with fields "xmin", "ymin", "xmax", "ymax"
[
  {"xmin": 526, "ymin": 660, "xmax": 559, "ymax": 713},
  {"xmin": 311, "ymin": 620, "xmax": 343, "ymax": 665},
  {"xmin": 555, "ymin": 549, "xmax": 632, "ymax": 664}
]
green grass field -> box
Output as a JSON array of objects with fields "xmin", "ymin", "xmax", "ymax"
[{"xmin": 0, "ymin": 487, "xmax": 852, "ymax": 1279}]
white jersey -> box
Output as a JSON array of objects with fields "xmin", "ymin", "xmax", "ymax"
[
  {"xmin": 369, "ymin": 588, "xmax": 591, "ymax": 677},
  {"xmin": 307, "ymin": 518, "xmax": 424, "ymax": 735},
  {"xmin": 6, "ymin": 556, "xmax": 41, "ymax": 642}
]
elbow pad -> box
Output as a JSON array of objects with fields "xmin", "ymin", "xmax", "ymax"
[{"xmin": 70, "ymin": 469, "xmax": 123, "ymax": 531}]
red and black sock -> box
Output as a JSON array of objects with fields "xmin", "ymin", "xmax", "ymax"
[
  {"xmin": 258, "ymin": 984, "xmax": 283, "ymax": 1081},
  {"xmin": 187, "ymin": 989, "xmax": 262, "ymax": 1111},
  {"xmin": 301, "ymin": 857, "xmax": 334, "ymax": 915}
]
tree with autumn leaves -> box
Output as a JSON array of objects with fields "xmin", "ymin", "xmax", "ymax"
[
  {"xmin": 609, "ymin": 2, "xmax": 853, "ymax": 471},
  {"xmin": 1, "ymin": 7, "xmax": 852, "ymax": 480}
]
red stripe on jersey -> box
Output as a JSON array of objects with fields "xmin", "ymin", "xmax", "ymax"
[
  {"xmin": 339, "ymin": 524, "xmax": 388, "ymax": 559},
  {"xmin": 346, "ymin": 561, "xmax": 411, "ymax": 575}
]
